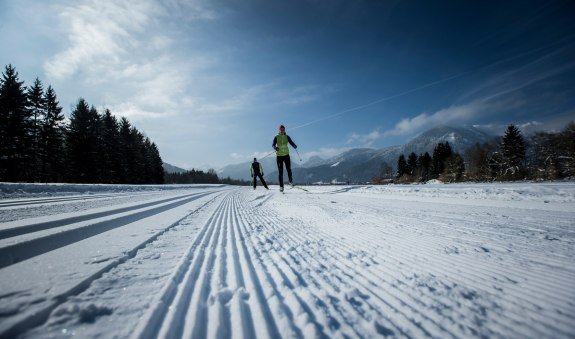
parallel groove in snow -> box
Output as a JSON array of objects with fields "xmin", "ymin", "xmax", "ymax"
[
  {"xmin": 0, "ymin": 191, "xmax": 223, "ymax": 338},
  {"xmin": 343, "ymin": 202, "xmax": 575, "ymax": 332},
  {"xmin": 0, "ymin": 191, "xmax": 217, "ymax": 268},
  {"xmin": 3, "ymin": 184, "xmax": 573, "ymax": 339}
]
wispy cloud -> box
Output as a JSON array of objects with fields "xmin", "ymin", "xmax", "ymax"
[
  {"xmin": 302, "ymin": 147, "xmax": 351, "ymax": 160},
  {"xmin": 44, "ymin": 0, "xmax": 158, "ymax": 80},
  {"xmin": 383, "ymin": 102, "xmax": 487, "ymax": 137},
  {"xmin": 42, "ymin": 0, "xmax": 214, "ymax": 120},
  {"xmin": 347, "ymin": 129, "xmax": 382, "ymax": 147}
]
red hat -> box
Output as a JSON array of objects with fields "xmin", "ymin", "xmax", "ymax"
[{"xmin": 279, "ymin": 124, "xmax": 285, "ymax": 131}]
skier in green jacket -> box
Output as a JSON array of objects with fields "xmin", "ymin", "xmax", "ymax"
[
  {"xmin": 272, "ymin": 124, "xmax": 297, "ymax": 192},
  {"xmin": 250, "ymin": 158, "xmax": 268, "ymax": 190}
]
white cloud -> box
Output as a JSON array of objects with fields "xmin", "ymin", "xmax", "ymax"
[
  {"xmin": 383, "ymin": 102, "xmax": 486, "ymax": 137},
  {"xmin": 347, "ymin": 129, "xmax": 382, "ymax": 147},
  {"xmin": 44, "ymin": 0, "xmax": 158, "ymax": 80},
  {"xmin": 302, "ymin": 147, "xmax": 351, "ymax": 160}
]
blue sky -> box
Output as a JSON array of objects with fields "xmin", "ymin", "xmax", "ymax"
[{"xmin": 1, "ymin": 0, "xmax": 574, "ymax": 169}]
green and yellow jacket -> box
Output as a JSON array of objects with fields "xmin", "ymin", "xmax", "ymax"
[{"xmin": 272, "ymin": 133, "xmax": 297, "ymax": 156}]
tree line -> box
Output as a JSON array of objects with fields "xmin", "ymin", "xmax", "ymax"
[
  {"xmin": 0, "ymin": 64, "xmax": 164, "ymax": 184},
  {"xmin": 374, "ymin": 123, "xmax": 575, "ymax": 184},
  {"xmin": 164, "ymin": 169, "xmax": 250, "ymax": 185}
]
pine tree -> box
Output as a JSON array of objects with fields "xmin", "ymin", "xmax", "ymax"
[
  {"xmin": 418, "ymin": 152, "xmax": 432, "ymax": 182},
  {"xmin": 41, "ymin": 85, "xmax": 66, "ymax": 182},
  {"xmin": 431, "ymin": 142, "xmax": 452, "ymax": 178},
  {"xmin": 118, "ymin": 117, "xmax": 133, "ymax": 183},
  {"xmin": 67, "ymin": 99, "xmax": 101, "ymax": 183},
  {"xmin": 100, "ymin": 109, "xmax": 122, "ymax": 183},
  {"xmin": 443, "ymin": 153, "xmax": 465, "ymax": 182},
  {"xmin": 148, "ymin": 141, "xmax": 165, "ymax": 184},
  {"xmin": 500, "ymin": 124, "xmax": 526, "ymax": 180},
  {"xmin": 0, "ymin": 65, "xmax": 31, "ymax": 181},
  {"xmin": 407, "ymin": 152, "xmax": 417, "ymax": 177},
  {"xmin": 396, "ymin": 154, "xmax": 407, "ymax": 179},
  {"xmin": 27, "ymin": 78, "xmax": 46, "ymax": 181}
]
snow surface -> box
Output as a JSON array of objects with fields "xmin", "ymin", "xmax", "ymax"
[{"xmin": 1, "ymin": 182, "xmax": 574, "ymax": 338}]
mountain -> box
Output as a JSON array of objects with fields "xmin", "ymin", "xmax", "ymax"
[
  {"xmin": 218, "ymin": 157, "xmax": 303, "ymax": 181},
  {"xmin": 162, "ymin": 163, "xmax": 187, "ymax": 174},
  {"xmin": 302, "ymin": 155, "xmax": 325, "ymax": 167},
  {"xmin": 221, "ymin": 125, "xmax": 496, "ymax": 184},
  {"xmin": 401, "ymin": 125, "xmax": 494, "ymax": 155}
]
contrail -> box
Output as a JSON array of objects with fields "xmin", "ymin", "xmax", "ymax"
[
  {"xmin": 291, "ymin": 72, "xmax": 467, "ymax": 131},
  {"xmin": 290, "ymin": 35, "xmax": 575, "ymax": 132}
]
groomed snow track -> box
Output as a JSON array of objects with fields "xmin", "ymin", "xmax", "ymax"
[{"xmin": 1, "ymin": 183, "xmax": 574, "ymax": 338}]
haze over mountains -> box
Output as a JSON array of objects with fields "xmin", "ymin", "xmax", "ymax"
[{"xmin": 215, "ymin": 125, "xmax": 495, "ymax": 183}]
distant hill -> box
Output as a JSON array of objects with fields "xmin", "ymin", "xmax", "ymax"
[
  {"xmin": 162, "ymin": 163, "xmax": 187, "ymax": 174},
  {"xmin": 220, "ymin": 125, "xmax": 496, "ymax": 184}
]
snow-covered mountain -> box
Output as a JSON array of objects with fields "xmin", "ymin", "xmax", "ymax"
[
  {"xmin": 218, "ymin": 157, "xmax": 303, "ymax": 181},
  {"xmin": 220, "ymin": 125, "xmax": 495, "ymax": 183},
  {"xmin": 402, "ymin": 125, "xmax": 494, "ymax": 155}
]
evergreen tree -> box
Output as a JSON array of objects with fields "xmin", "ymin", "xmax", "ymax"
[
  {"xmin": 431, "ymin": 142, "xmax": 451, "ymax": 178},
  {"xmin": 418, "ymin": 152, "xmax": 432, "ymax": 182},
  {"xmin": 27, "ymin": 78, "xmax": 46, "ymax": 181},
  {"xmin": 558, "ymin": 122, "xmax": 575, "ymax": 177},
  {"xmin": 443, "ymin": 153, "xmax": 465, "ymax": 182},
  {"xmin": 118, "ymin": 117, "xmax": 133, "ymax": 183},
  {"xmin": 100, "ymin": 109, "xmax": 122, "ymax": 183},
  {"xmin": 148, "ymin": 141, "xmax": 165, "ymax": 184},
  {"xmin": 396, "ymin": 154, "xmax": 407, "ymax": 178},
  {"xmin": 0, "ymin": 65, "xmax": 30, "ymax": 181},
  {"xmin": 41, "ymin": 85, "xmax": 66, "ymax": 182},
  {"xmin": 67, "ymin": 99, "xmax": 101, "ymax": 183},
  {"xmin": 500, "ymin": 124, "xmax": 526, "ymax": 180},
  {"xmin": 407, "ymin": 152, "xmax": 418, "ymax": 176}
]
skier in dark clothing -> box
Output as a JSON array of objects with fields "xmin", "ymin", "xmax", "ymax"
[
  {"xmin": 250, "ymin": 158, "xmax": 268, "ymax": 190},
  {"xmin": 272, "ymin": 124, "xmax": 297, "ymax": 192}
]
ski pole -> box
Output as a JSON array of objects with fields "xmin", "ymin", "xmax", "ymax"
[
  {"xmin": 295, "ymin": 148, "xmax": 302, "ymax": 162},
  {"xmin": 260, "ymin": 150, "xmax": 275, "ymax": 160}
]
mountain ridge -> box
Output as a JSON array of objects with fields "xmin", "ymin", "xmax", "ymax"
[{"xmin": 218, "ymin": 125, "xmax": 495, "ymax": 183}]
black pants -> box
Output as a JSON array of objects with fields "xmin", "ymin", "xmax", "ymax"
[
  {"xmin": 276, "ymin": 155, "xmax": 293, "ymax": 187},
  {"xmin": 253, "ymin": 173, "xmax": 268, "ymax": 189}
]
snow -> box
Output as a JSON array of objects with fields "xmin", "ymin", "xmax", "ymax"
[
  {"xmin": 1, "ymin": 182, "xmax": 574, "ymax": 338},
  {"xmin": 330, "ymin": 162, "xmax": 340, "ymax": 167}
]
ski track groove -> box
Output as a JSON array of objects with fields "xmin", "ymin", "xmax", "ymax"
[
  {"xmin": 324, "ymin": 204, "xmax": 573, "ymax": 334},
  {"xmin": 238, "ymin": 194, "xmax": 410, "ymax": 336},
  {"xmin": 349, "ymin": 206, "xmax": 575, "ymax": 326},
  {"xmin": 234, "ymin": 201, "xmax": 306, "ymax": 338},
  {"xmin": 308, "ymin": 196, "xmax": 574, "ymax": 337},
  {"xmin": 3, "ymin": 186, "xmax": 573, "ymax": 339},
  {"xmin": 231, "ymin": 195, "xmax": 283, "ymax": 339},
  {"xmin": 0, "ymin": 192, "xmax": 137, "ymax": 208},
  {"xmin": 252, "ymin": 208, "xmax": 442, "ymax": 338},
  {"xmin": 0, "ymin": 190, "xmax": 224, "ymax": 338},
  {"xmin": 227, "ymin": 196, "xmax": 257, "ymax": 339},
  {"xmin": 0, "ymin": 191, "xmax": 220, "ymax": 269},
  {"xmin": 0, "ymin": 191, "xmax": 215, "ymax": 240},
  {"xmin": 317, "ymin": 198, "xmax": 575, "ymax": 304}
]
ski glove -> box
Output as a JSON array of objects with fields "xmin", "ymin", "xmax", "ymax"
[{"xmin": 275, "ymin": 147, "xmax": 279, "ymax": 151}]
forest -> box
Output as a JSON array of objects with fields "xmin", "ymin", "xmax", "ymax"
[{"xmin": 382, "ymin": 123, "xmax": 575, "ymax": 184}]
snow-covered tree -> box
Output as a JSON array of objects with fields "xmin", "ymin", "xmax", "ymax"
[{"xmin": 442, "ymin": 153, "xmax": 465, "ymax": 182}]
